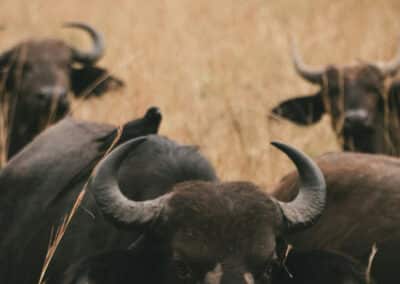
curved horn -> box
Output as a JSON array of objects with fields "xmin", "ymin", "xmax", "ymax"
[
  {"xmin": 64, "ymin": 22, "xmax": 105, "ymax": 64},
  {"xmin": 271, "ymin": 141, "xmax": 326, "ymax": 232},
  {"xmin": 89, "ymin": 136, "xmax": 172, "ymax": 229},
  {"xmin": 291, "ymin": 39, "xmax": 325, "ymax": 85},
  {"xmin": 376, "ymin": 37, "xmax": 400, "ymax": 76}
]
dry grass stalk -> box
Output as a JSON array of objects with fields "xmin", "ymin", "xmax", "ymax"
[
  {"xmin": 0, "ymin": 98, "xmax": 7, "ymax": 167},
  {"xmin": 37, "ymin": 125, "xmax": 123, "ymax": 284},
  {"xmin": 365, "ymin": 243, "xmax": 378, "ymax": 284},
  {"xmin": 0, "ymin": 47, "xmax": 29, "ymax": 165},
  {"xmin": 223, "ymin": 95, "xmax": 247, "ymax": 157},
  {"xmin": 1, "ymin": 0, "xmax": 399, "ymax": 183},
  {"xmin": 282, "ymin": 244, "xmax": 294, "ymax": 278}
]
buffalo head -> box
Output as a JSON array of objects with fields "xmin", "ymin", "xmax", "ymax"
[
  {"xmin": 0, "ymin": 22, "xmax": 124, "ymax": 159},
  {"xmin": 272, "ymin": 38, "xmax": 400, "ymax": 154},
  {"xmin": 84, "ymin": 136, "xmax": 326, "ymax": 284}
]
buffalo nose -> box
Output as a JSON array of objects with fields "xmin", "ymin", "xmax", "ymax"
[
  {"xmin": 343, "ymin": 109, "xmax": 369, "ymax": 129},
  {"xmin": 37, "ymin": 86, "xmax": 68, "ymax": 103},
  {"xmin": 36, "ymin": 86, "xmax": 70, "ymax": 115}
]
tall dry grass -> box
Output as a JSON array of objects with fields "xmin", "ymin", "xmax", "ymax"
[
  {"xmin": 0, "ymin": 1, "xmax": 399, "ymax": 281},
  {"xmin": 2, "ymin": 0, "xmax": 400, "ymax": 187}
]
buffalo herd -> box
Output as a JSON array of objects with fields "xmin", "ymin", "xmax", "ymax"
[{"xmin": 1, "ymin": 22, "xmax": 400, "ymax": 284}]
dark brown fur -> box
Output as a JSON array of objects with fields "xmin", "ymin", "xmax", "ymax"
[
  {"xmin": 167, "ymin": 181, "xmax": 282, "ymax": 260},
  {"xmin": 272, "ymin": 152, "xmax": 400, "ymax": 284}
]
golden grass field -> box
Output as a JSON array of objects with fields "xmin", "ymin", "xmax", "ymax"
[{"xmin": 1, "ymin": 0, "xmax": 400, "ymax": 189}]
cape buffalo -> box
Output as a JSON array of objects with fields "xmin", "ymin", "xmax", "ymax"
[
  {"xmin": 0, "ymin": 118, "xmax": 366, "ymax": 284},
  {"xmin": 272, "ymin": 151, "xmax": 400, "ymax": 284},
  {"xmin": 0, "ymin": 22, "xmax": 124, "ymax": 159},
  {"xmin": 271, "ymin": 39, "xmax": 400, "ymax": 155}
]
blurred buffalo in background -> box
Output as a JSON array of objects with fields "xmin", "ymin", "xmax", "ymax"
[
  {"xmin": 0, "ymin": 22, "xmax": 124, "ymax": 160},
  {"xmin": 272, "ymin": 38, "xmax": 400, "ymax": 155}
]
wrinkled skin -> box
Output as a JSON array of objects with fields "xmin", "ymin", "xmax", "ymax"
[
  {"xmin": 0, "ymin": 32, "xmax": 123, "ymax": 159},
  {"xmin": 272, "ymin": 52, "xmax": 400, "ymax": 155}
]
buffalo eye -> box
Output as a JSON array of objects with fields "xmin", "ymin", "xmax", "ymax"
[{"xmin": 175, "ymin": 260, "xmax": 193, "ymax": 280}]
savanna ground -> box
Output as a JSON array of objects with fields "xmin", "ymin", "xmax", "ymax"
[{"xmin": 1, "ymin": 0, "xmax": 400, "ymax": 189}]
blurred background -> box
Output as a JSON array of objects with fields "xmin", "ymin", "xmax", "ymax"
[{"xmin": 1, "ymin": 0, "xmax": 399, "ymax": 188}]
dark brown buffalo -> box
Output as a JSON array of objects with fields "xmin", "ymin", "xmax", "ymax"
[
  {"xmin": 0, "ymin": 22, "xmax": 123, "ymax": 159},
  {"xmin": 272, "ymin": 152, "xmax": 400, "ymax": 284},
  {"xmin": 62, "ymin": 138, "xmax": 367, "ymax": 284},
  {"xmin": 1, "ymin": 120, "xmax": 340, "ymax": 283},
  {"xmin": 0, "ymin": 115, "xmax": 371, "ymax": 284},
  {"xmin": 272, "ymin": 39, "xmax": 400, "ymax": 155}
]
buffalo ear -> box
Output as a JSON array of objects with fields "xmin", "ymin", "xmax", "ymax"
[
  {"xmin": 71, "ymin": 66, "xmax": 124, "ymax": 98},
  {"xmin": 271, "ymin": 93, "xmax": 325, "ymax": 125}
]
